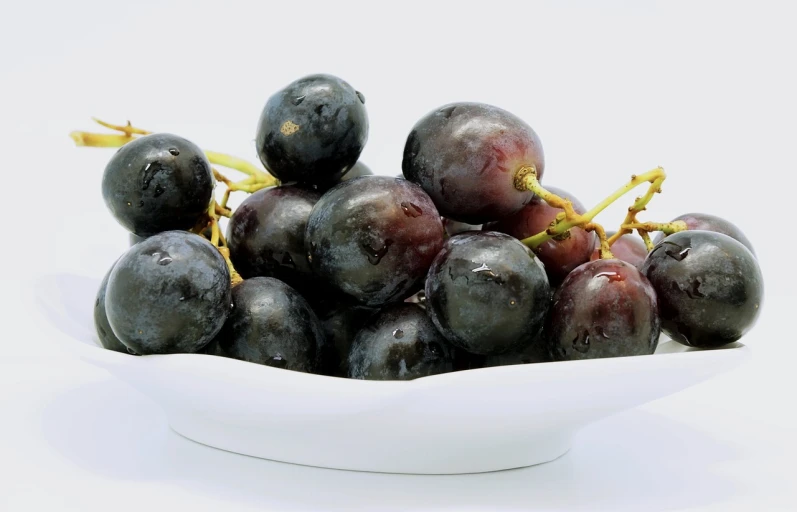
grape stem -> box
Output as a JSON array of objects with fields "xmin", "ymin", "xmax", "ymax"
[
  {"xmin": 622, "ymin": 221, "xmax": 688, "ymax": 234},
  {"xmin": 584, "ymin": 223, "xmax": 614, "ymax": 259},
  {"xmin": 515, "ymin": 165, "xmax": 686, "ymax": 254},
  {"xmin": 193, "ymin": 199, "xmax": 243, "ymax": 285}
]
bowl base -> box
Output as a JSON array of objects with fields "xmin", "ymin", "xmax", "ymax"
[{"xmin": 167, "ymin": 410, "xmax": 574, "ymax": 475}]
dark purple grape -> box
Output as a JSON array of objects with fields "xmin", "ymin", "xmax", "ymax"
[
  {"xmin": 402, "ymin": 102, "xmax": 544, "ymax": 224},
  {"xmin": 211, "ymin": 277, "xmax": 331, "ymax": 374},
  {"xmin": 314, "ymin": 302, "xmax": 376, "ymax": 377},
  {"xmin": 94, "ymin": 261, "xmax": 132, "ymax": 354},
  {"xmin": 105, "ymin": 231, "xmax": 231, "ymax": 355},
  {"xmin": 227, "ymin": 186, "xmax": 320, "ymax": 290},
  {"xmin": 484, "ymin": 186, "xmax": 596, "ymax": 285},
  {"xmin": 255, "ymin": 74, "xmax": 368, "ymax": 185},
  {"xmin": 653, "ymin": 213, "xmax": 755, "ymax": 255},
  {"xmin": 348, "ymin": 304, "xmax": 455, "ymax": 380},
  {"xmin": 548, "ymin": 259, "xmax": 660, "ymax": 361},
  {"xmin": 642, "ymin": 230, "xmax": 762, "ymax": 348},
  {"xmin": 425, "ymin": 232, "xmax": 551, "ymax": 356},
  {"xmin": 443, "ymin": 218, "xmax": 482, "ymax": 237},
  {"xmin": 305, "ymin": 176, "xmax": 444, "ymax": 307},
  {"xmin": 102, "ymin": 133, "xmax": 213, "ymax": 237},
  {"xmin": 590, "ymin": 231, "xmax": 648, "ymax": 269}
]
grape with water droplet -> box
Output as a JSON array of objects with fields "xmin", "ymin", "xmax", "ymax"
[
  {"xmin": 424, "ymin": 232, "xmax": 551, "ymax": 355},
  {"xmin": 101, "ymin": 133, "xmax": 214, "ymax": 237},
  {"xmin": 402, "ymin": 102, "xmax": 544, "ymax": 224},
  {"xmin": 210, "ymin": 277, "xmax": 333, "ymax": 374},
  {"xmin": 256, "ymin": 74, "xmax": 368, "ymax": 186},
  {"xmin": 104, "ymin": 231, "xmax": 232, "ymax": 355},
  {"xmin": 547, "ymin": 259, "xmax": 660, "ymax": 361},
  {"xmin": 305, "ymin": 176, "xmax": 444, "ymax": 307},
  {"xmin": 642, "ymin": 230, "xmax": 762, "ymax": 348},
  {"xmin": 348, "ymin": 304, "xmax": 455, "ymax": 380}
]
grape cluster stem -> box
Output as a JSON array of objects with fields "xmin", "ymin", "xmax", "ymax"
[{"xmin": 514, "ymin": 165, "xmax": 687, "ymax": 257}]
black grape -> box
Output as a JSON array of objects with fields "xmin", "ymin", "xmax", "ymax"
[
  {"xmin": 212, "ymin": 277, "xmax": 332, "ymax": 374},
  {"xmin": 105, "ymin": 231, "xmax": 231, "ymax": 355},
  {"xmin": 348, "ymin": 304, "xmax": 455, "ymax": 380},
  {"xmin": 102, "ymin": 133, "xmax": 213, "ymax": 237},
  {"xmin": 255, "ymin": 74, "xmax": 368, "ymax": 185},
  {"xmin": 642, "ymin": 230, "xmax": 763, "ymax": 348},
  {"xmin": 425, "ymin": 232, "xmax": 551, "ymax": 355}
]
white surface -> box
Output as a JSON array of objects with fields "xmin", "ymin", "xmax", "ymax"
[
  {"xmin": 2, "ymin": 0, "xmax": 797, "ymax": 509},
  {"xmin": 40, "ymin": 271, "xmax": 750, "ymax": 474}
]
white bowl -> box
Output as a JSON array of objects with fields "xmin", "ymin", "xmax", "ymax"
[{"xmin": 38, "ymin": 272, "xmax": 751, "ymax": 475}]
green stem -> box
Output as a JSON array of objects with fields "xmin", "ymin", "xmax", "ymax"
[
  {"xmin": 621, "ymin": 220, "xmax": 688, "ymax": 235},
  {"xmin": 518, "ymin": 167, "xmax": 666, "ymax": 249},
  {"xmin": 585, "ymin": 223, "xmax": 614, "ymax": 259}
]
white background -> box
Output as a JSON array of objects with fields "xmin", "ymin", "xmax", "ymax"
[{"xmin": 2, "ymin": 0, "xmax": 796, "ymax": 510}]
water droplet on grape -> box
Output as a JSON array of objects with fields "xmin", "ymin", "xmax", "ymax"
[
  {"xmin": 151, "ymin": 251, "xmax": 173, "ymax": 266},
  {"xmin": 268, "ymin": 354, "xmax": 288, "ymax": 369},
  {"xmin": 595, "ymin": 271, "xmax": 623, "ymax": 282},
  {"xmin": 356, "ymin": 91, "xmax": 365, "ymax": 104},
  {"xmin": 471, "ymin": 262, "xmax": 502, "ymax": 282},
  {"xmin": 393, "ymin": 328, "xmax": 404, "ymax": 339},
  {"xmin": 154, "ymin": 184, "xmax": 165, "ymax": 197},
  {"xmin": 127, "ymin": 347, "xmax": 137, "ymax": 355},
  {"xmin": 168, "ymin": 148, "xmax": 180, "ymax": 156},
  {"xmin": 472, "ymin": 263, "xmax": 492, "ymax": 273},
  {"xmin": 292, "ymin": 95, "xmax": 306, "ymax": 105},
  {"xmin": 438, "ymin": 105, "xmax": 457, "ymax": 118},
  {"xmin": 362, "ymin": 239, "xmax": 394, "ymax": 265},
  {"xmin": 400, "ymin": 202, "xmax": 423, "ymax": 217},
  {"xmin": 281, "ymin": 252, "xmax": 296, "ymax": 268},
  {"xmin": 572, "ymin": 332, "xmax": 591, "ymax": 353},
  {"xmin": 138, "ymin": 200, "xmax": 144, "ymax": 207},
  {"xmin": 685, "ymin": 277, "xmax": 706, "ymax": 299},
  {"xmin": 663, "ymin": 242, "xmax": 690, "ymax": 261},
  {"xmin": 179, "ymin": 296, "xmax": 185, "ymax": 301}
]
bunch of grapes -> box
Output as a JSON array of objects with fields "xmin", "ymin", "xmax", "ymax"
[{"xmin": 76, "ymin": 73, "xmax": 763, "ymax": 380}]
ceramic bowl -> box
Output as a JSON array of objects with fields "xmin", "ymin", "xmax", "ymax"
[{"xmin": 39, "ymin": 272, "xmax": 750, "ymax": 474}]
